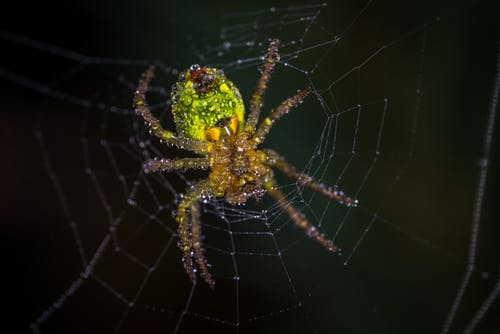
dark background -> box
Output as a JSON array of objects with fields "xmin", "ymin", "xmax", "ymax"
[{"xmin": 1, "ymin": 0, "xmax": 499, "ymax": 333}]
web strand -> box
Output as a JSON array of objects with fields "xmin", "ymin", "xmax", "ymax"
[{"xmin": 441, "ymin": 42, "xmax": 500, "ymax": 334}]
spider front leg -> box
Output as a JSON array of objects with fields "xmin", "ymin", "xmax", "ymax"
[
  {"xmin": 134, "ymin": 66, "xmax": 210, "ymax": 154},
  {"xmin": 189, "ymin": 200, "xmax": 214, "ymax": 288},
  {"xmin": 175, "ymin": 179, "xmax": 215, "ymax": 288},
  {"xmin": 265, "ymin": 178, "xmax": 340, "ymax": 253},
  {"xmin": 264, "ymin": 149, "xmax": 358, "ymax": 207}
]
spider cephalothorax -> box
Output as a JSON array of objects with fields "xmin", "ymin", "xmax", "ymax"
[
  {"xmin": 135, "ymin": 39, "xmax": 358, "ymax": 288},
  {"xmin": 209, "ymin": 132, "xmax": 270, "ymax": 204}
]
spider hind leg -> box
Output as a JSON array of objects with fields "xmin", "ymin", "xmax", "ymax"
[
  {"xmin": 134, "ymin": 66, "xmax": 210, "ymax": 154},
  {"xmin": 252, "ymin": 88, "xmax": 311, "ymax": 144},
  {"xmin": 246, "ymin": 39, "xmax": 281, "ymax": 132}
]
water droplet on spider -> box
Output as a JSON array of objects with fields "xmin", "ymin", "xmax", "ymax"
[{"xmin": 189, "ymin": 64, "xmax": 201, "ymax": 72}]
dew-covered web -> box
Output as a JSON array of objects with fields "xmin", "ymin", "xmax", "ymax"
[{"xmin": 2, "ymin": 1, "xmax": 499, "ymax": 333}]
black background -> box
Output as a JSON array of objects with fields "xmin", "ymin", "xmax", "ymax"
[{"xmin": 1, "ymin": 0, "xmax": 500, "ymax": 333}]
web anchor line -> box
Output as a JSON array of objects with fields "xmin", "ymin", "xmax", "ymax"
[{"xmin": 441, "ymin": 43, "xmax": 500, "ymax": 334}]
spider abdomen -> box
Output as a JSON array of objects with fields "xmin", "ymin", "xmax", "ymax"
[{"xmin": 170, "ymin": 65, "xmax": 245, "ymax": 141}]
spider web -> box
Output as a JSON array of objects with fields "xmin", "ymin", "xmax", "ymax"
[{"xmin": 1, "ymin": 0, "xmax": 499, "ymax": 333}]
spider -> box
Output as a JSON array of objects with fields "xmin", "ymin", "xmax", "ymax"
[{"xmin": 134, "ymin": 39, "xmax": 358, "ymax": 288}]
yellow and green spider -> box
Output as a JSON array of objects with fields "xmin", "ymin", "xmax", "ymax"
[{"xmin": 134, "ymin": 39, "xmax": 358, "ymax": 288}]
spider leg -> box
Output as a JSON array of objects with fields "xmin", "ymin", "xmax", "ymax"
[
  {"xmin": 245, "ymin": 39, "xmax": 281, "ymax": 132},
  {"xmin": 143, "ymin": 157, "xmax": 210, "ymax": 174},
  {"xmin": 175, "ymin": 179, "xmax": 214, "ymax": 287},
  {"xmin": 134, "ymin": 66, "xmax": 210, "ymax": 154},
  {"xmin": 264, "ymin": 149, "xmax": 358, "ymax": 207},
  {"xmin": 265, "ymin": 179, "xmax": 340, "ymax": 253},
  {"xmin": 252, "ymin": 88, "xmax": 311, "ymax": 144},
  {"xmin": 190, "ymin": 201, "xmax": 215, "ymax": 288}
]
